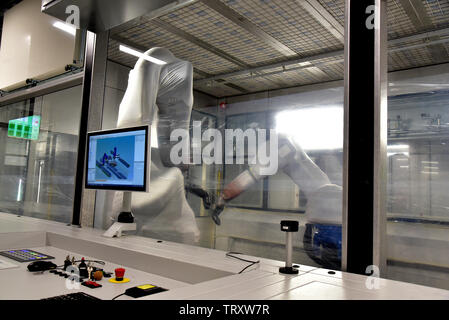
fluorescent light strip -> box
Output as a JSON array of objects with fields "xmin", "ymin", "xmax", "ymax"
[
  {"xmin": 388, "ymin": 152, "xmax": 409, "ymax": 157},
  {"xmin": 53, "ymin": 21, "xmax": 76, "ymax": 36},
  {"xmin": 119, "ymin": 45, "xmax": 167, "ymax": 65},
  {"xmin": 387, "ymin": 145, "xmax": 409, "ymax": 150}
]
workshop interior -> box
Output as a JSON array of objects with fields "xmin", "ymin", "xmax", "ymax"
[{"xmin": 0, "ymin": 0, "xmax": 448, "ymax": 301}]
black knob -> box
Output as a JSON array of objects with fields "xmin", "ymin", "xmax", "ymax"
[{"xmin": 280, "ymin": 220, "xmax": 299, "ymax": 232}]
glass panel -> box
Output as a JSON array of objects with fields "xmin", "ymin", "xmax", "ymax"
[
  {"xmin": 100, "ymin": 0, "xmax": 345, "ymax": 270},
  {"xmin": 386, "ymin": 0, "xmax": 449, "ymax": 289},
  {"xmin": 386, "ymin": 87, "xmax": 449, "ymax": 290},
  {"xmin": 0, "ymin": 85, "xmax": 83, "ymax": 223},
  {"xmin": 0, "ymin": 100, "xmax": 32, "ymax": 215}
]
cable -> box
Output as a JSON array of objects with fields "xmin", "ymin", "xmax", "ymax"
[
  {"xmin": 111, "ymin": 293, "xmax": 126, "ymax": 300},
  {"xmin": 226, "ymin": 252, "xmax": 260, "ymax": 274},
  {"xmin": 74, "ymin": 259, "xmax": 105, "ymax": 265},
  {"xmin": 237, "ymin": 261, "xmax": 259, "ymax": 274}
]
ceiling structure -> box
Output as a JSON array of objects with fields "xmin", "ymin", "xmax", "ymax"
[{"xmin": 107, "ymin": 0, "xmax": 449, "ymax": 98}]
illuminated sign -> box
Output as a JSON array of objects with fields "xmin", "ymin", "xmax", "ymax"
[{"xmin": 8, "ymin": 115, "xmax": 41, "ymax": 140}]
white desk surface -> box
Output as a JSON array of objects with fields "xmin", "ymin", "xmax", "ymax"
[{"xmin": 0, "ymin": 212, "xmax": 448, "ymax": 300}]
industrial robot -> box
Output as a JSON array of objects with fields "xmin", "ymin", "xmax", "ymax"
[
  {"xmin": 210, "ymin": 134, "xmax": 343, "ymax": 270},
  {"xmin": 107, "ymin": 47, "xmax": 342, "ymax": 269},
  {"xmin": 104, "ymin": 47, "xmax": 205, "ymax": 244}
]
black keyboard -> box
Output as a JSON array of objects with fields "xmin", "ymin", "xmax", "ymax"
[{"xmin": 41, "ymin": 292, "xmax": 101, "ymax": 301}]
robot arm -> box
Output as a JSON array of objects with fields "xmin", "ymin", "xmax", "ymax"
[
  {"xmin": 117, "ymin": 50, "xmax": 162, "ymax": 129},
  {"xmin": 156, "ymin": 60, "xmax": 194, "ymax": 168},
  {"xmin": 212, "ymin": 134, "xmax": 335, "ymax": 225}
]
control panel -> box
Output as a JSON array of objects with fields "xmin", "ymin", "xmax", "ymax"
[{"xmin": 0, "ymin": 247, "xmax": 169, "ymax": 300}]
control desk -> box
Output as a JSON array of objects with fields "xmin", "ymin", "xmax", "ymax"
[
  {"xmin": 0, "ymin": 245, "xmax": 185, "ymax": 300},
  {"xmin": 0, "ymin": 213, "xmax": 448, "ymax": 300}
]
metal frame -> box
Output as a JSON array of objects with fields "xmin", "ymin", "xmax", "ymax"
[
  {"xmin": 72, "ymin": 31, "xmax": 96, "ymax": 226},
  {"xmin": 397, "ymin": 0, "xmax": 448, "ymax": 63},
  {"xmin": 193, "ymin": 26, "xmax": 449, "ymax": 88},
  {"xmin": 0, "ymin": 72, "xmax": 83, "ymax": 107},
  {"xmin": 297, "ymin": 0, "xmax": 345, "ymax": 43},
  {"xmin": 343, "ymin": 0, "xmax": 388, "ymax": 275},
  {"xmin": 373, "ymin": 0, "xmax": 388, "ymax": 275},
  {"xmin": 200, "ymin": 0, "xmax": 297, "ymax": 57}
]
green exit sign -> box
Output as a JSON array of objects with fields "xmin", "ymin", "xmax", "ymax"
[{"xmin": 8, "ymin": 116, "xmax": 41, "ymax": 140}]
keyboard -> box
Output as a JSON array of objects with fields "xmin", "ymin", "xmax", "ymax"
[
  {"xmin": 0, "ymin": 249, "xmax": 54, "ymax": 262},
  {"xmin": 41, "ymin": 292, "xmax": 101, "ymax": 301}
]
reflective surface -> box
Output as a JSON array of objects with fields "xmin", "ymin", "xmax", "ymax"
[
  {"xmin": 386, "ymin": 74, "xmax": 449, "ymax": 290},
  {"xmin": 96, "ymin": 55, "xmax": 344, "ymax": 270},
  {"xmin": 0, "ymin": 85, "xmax": 82, "ymax": 223},
  {"xmin": 0, "ymin": 0, "xmax": 78, "ymax": 90}
]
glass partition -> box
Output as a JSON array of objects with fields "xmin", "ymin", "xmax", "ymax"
[
  {"xmin": 0, "ymin": 85, "xmax": 83, "ymax": 223},
  {"xmin": 385, "ymin": 0, "xmax": 449, "ymax": 290},
  {"xmin": 98, "ymin": 0, "xmax": 347, "ymax": 270},
  {"xmin": 386, "ymin": 84, "xmax": 449, "ymax": 290}
]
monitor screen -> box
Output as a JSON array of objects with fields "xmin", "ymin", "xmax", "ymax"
[
  {"xmin": 8, "ymin": 115, "xmax": 41, "ymax": 140},
  {"xmin": 85, "ymin": 126, "xmax": 150, "ymax": 192}
]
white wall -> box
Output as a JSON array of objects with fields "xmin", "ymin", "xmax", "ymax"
[{"xmin": 0, "ymin": 0, "xmax": 77, "ymax": 90}]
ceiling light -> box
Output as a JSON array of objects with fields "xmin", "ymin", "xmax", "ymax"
[
  {"xmin": 119, "ymin": 45, "xmax": 167, "ymax": 65},
  {"xmin": 53, "ymin": 21, "xmax": 76, "ymax": 36}
]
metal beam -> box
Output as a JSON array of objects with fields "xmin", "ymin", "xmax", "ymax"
[
  {"xmin": 0, "ymin": 72, "xmax": 83, "ymax": 106},
  {"xmin": 151, "ymin": 19, "xmax": 289, "ymax": 88},
  {"xmin": 390, "ymin": 38, "xmax": 449, "ymax": 53},
  {"xmin": 223, "ymin": 83, "xmax": 250, "ymax": 94},
  {"xmin": 195, "ymin": 50, "xmax": 342, "ymax": 85},
  {"xmin": 151, "ymin": 19, "xmax": 249, "ymax": 69},
  {"xmin": 72, "ymin": 31, "xmax": 96, "ymax": 226},
  {"xmin": 110, "ymin": 33, "xmax": 250, "ymax": 94},
  {"xmin": 194, "ymin": 27, "xmax": 449, "ymax": 85},
  {"xmin": 389, "ymin": 27, "xmax": 449, "ymax": 46},
  {"xmin": 199, "ymin": 0, "xmax": 297, "ymax": 57},
  {"xmin": 297, "ymin": 0, "xmax": 345, "ymax": 44},
  {"xmin": 397, "ymin": 0, "xmax": 433, "ymax": 29},
  {"xmin": 397, "ymin": 0, "xmax": 448, "ymax": 62},
  {"xmin": 80, "ymin": 31, "xmax": 110, "ymax": 228},
  {"xmin": 343, "ymin": 0, "xmax": 388, "ymax": 276}
]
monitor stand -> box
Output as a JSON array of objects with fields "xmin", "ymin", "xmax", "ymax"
[{"xmin": 103, "ymin": 192, "xmax": 137, "ymax": 238}]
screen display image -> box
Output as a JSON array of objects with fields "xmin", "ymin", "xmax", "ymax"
[
  {"xmin": 86, "ymin": 127, "xmax": 148, "ymax": 191},
  {"xmin": 8, "ymin": 115, "xmax": 41, "ymax": 140}
]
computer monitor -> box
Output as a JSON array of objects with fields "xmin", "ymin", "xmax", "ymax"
[{"xmin": 85, "ymin": 125, "xmax": 150, "ymax": 192}]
